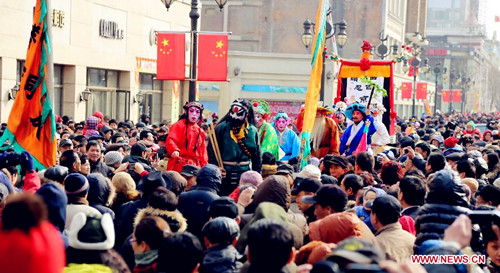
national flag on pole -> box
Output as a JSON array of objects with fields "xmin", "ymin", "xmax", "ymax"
[
  {"xmin": 442, "ymin": 90, "xmax": 451, "ymax": 102},
  {"xmin": 452, "ymin": 89, "xmax": 462, "ymax": 103},
  {"xmin": 0, "ymin": 0, "xmax": 56, "ymax": 169},
  {"xmin": 401, "ymin": 82, "xmax": 412, "ymax": 99},
  {"xmin": 299, "ymin": 0, "xmax": 328, "ymax": 169},
  {"xmin": 416, "ymin": 82, "xmax": 427, "ymax": 99},
  {"xmin": 198, "ymin": 33, "xmax": 228, "ymax": 81},
  {"xmin": 157, "ymin": 33, "xmax": 185, "ymax": 80}
]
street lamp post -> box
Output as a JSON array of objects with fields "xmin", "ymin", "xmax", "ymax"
[
  {"xmin": 301, "ymin": 18, "xmax": 347, "ymax": 103},
  {"xmin": 372, "ymin": 31, "xmax": 399, "ymax": 60},
  {"xmin": 402, "ymin": 32, "xmax": 429, "ymax": 117},
  {"xmin": 162, "ymin": 0, "xmax": 229, "ymax": 102},
  {"xmin": 431, "ymin": 65, "xmax": 446, "ymax": 114}
]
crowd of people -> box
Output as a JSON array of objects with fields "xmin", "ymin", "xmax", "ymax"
[{"xmin": 1, "ymin": 98, "xmax": 500, "ymax": 273}]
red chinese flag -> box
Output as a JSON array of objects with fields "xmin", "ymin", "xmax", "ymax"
[
  {"xmin": 442, "ymin": 90, "xmax": 451, "ymax": 102},
  {"xmin": 452, "ymin": 89, "xmax": 462, "ymax": 103},
  {"xmin": 495, "ymin": 15, "xmax": 500, "ymax": 22},
  {"xmin": 157, "ymin": 33, "xmax": 185, "ymax": 80},
  {"xmin": 416, "ymin": 82, "xmax": 428, "ymax": 99},
  {"xmin": 401, "ymin": 82, "xmax": 412, "ymax": 99},
  {"xmin": 198, "ymin": 34, "xmax": 228, "ymax": 81}
]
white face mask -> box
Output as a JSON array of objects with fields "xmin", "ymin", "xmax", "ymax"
[{"xmin": 230, "ymin": 104, "xmax": 247, "ymax": 121}]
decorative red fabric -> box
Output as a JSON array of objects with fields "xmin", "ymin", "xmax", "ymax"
[
  {"xmin": 360, "ymin": 58, "xmax": 371, "ymax": 71},
  {"xmin": 165, "ymin": 119, "xmax": 208, "ymax": 173}
]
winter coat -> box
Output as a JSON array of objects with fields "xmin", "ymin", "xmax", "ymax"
[
  {"xmin": 134, "ymin": 207, "xmax": 187, "ymax": 233},
  {"xmin": 414, "ymin": 170, "xmax": 471, "ymax": 252},
  {"xmin": 114, "ymin": 199, "xmax": 148, "ymax": 250},
  {"xmin": 87, "ymin": 173, "xmax": 115, "ymax": 219},
  {"xmin": 36, "ymin": 183, "xmax": 68, "ymax": 247},
  {"xmin": 66, "ymin": 248, "xmax": 130, "ymax": 273},
  {"xmin": 414, "ymin": 203, "xmax": 470, "ymax": 251},
  {"xmin": 237, "ymin": 202, "xmax": 304, "ymax": 253},
  {"xmin": 199, "ymin": 245, "xmax": 242, "ymax": 273},
  {"xmin": 178, "ymin": 164, "xmax": 221, "ymax": 242},
  {"xmin": 165, "ymin": 119, "xmax": 208, "ymax": 173},
  {"xmin": 90, "ymin": 159, "xmax": 113, "ymax": 178},
  {"xmin": 375, "ymin": 222, "xmax": 415, "ymax": 263}
]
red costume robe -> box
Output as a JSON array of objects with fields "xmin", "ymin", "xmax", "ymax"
[{"xmin": 166, "ymin": 119, "xmax": 208, "ymax": 173}]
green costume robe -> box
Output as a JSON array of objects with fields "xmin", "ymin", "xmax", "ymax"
[{"xmin": 258, "ymin": 121, "xmax": 280, "ymax": 160}]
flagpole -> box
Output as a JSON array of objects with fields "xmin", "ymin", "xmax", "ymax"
[{"xmin": 45, "ymin": 0, "xmax": 55, "ymax": 109}]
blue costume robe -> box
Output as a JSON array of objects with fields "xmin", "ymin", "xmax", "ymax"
[
  {"xmin": 339, "ymin": 116, "xmax": 377, "ymax": 156},
  {"xmin": 275, "ymin": 128, "xmax": 300, "ymax": 161}
]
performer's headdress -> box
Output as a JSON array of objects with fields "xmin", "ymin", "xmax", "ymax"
[
  {"xmin": 274, "ymin": 111, "xmax": 289, "ymax": 121},
  {"xmin": 251, "ymin": 100, "xmax": 271, "ymax": 120},
  {"xmin": 183, "ymin": 101, "xmax": 204, "ymax": 111},
  {"xmin": 345, "ymin": 103, "xmax": 366, "ymax": 121}
]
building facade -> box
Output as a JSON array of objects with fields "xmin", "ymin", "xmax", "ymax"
[{"xmin": 0, "ymin": 0, "xmax": 195, "ymax": 124}]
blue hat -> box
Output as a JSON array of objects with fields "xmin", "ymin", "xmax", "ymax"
[
  {"xmin": 345, "ymin": 103, "xmax": 366, "ymax": 121},
  {"xmin": 273, "ymin": 111, "xmax": 289, "ymax": 121}
]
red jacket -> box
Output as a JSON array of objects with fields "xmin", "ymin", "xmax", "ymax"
[
  {"xmin": 165, "ymin": 119, "xmax": 208, "ymax": 173},
  {"xmin": 463, "ymin": 128, "xmax": 481, "ymax": 137}
]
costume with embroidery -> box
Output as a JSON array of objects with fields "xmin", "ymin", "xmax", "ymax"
[
  {"xmin": 339, "ymin": 103, "xmax": 377, "ymax": 156},
  {"xmin": 308, "ymin": 106, "xmax": 341, "ymax": 158},
  {"xmin": 273, "ymin": 111, "xmax": 300, "ymax": 161},
  {"xmin": 208, "ymin": 99, "xmax": 261, "ymax": 195},
  {"xmin": 252, "ymin": 100, "xmax": 280, "ymax": 160},
  {"xmin": 165, "ymin": 102, "xmax": 208, "ymax": 173}
]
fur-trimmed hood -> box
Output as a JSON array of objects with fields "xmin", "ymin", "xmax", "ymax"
[{"xmin": 134, "ymin": 207, "xmax": 187, "ymax": 233}]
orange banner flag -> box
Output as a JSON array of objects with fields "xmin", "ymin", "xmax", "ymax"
[{"xmin": 0, "ymin": 0, "xmax": 57, "ymax": 169}]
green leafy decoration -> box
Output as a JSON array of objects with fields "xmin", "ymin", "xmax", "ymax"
[{"xmin": 359, "ymin": 76, "xmax": 387, "ymax": 98}]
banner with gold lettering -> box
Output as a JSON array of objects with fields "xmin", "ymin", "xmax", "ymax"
[{"xmin": 0, "ymin": 0, "xmax": 57, "ymax": 169}]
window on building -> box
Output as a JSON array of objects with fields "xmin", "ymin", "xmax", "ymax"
[
  {"xmin": 139, "ymin": 73, "xmax": 163, "ymax": 124},
  {"xmin": 87, "ymin": 68, "xmax": 128, "ymax": 121}
]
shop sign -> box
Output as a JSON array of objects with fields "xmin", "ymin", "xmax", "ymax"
[
  {"xmin": 99, "ymin": 19, "xmax": 124, "ymax": 39},
  {"xmin": 52, "ymin": 9, "xmax": 65, "ymax": 28}
]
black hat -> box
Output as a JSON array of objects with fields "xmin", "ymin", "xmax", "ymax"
[
  {"xmin": 325, "ymin": 156, "xmax": 349, "ymax": 169},
  {"xmin": 181, "ymin": 164, "xmax": 200, "ymax": 177},
  {"xmin": 329, "ymin": 237, "xmax": 385, "ymax": 264},
  {"xmin": 44, "ymin": 165, "xmax": 69, "ymax": 183},
  {"xmin": 131, "ymin": 142, "xmax": 151, "ymax": 156},
  {"xmin": 366, "ymin": 195, "xmax": 401, "ymax": 222},
  {"xmin": 88, "ymin": 135, "xmax": 104, "ymax": 142},
  {"xmin": 291, "ymin": 176, "xmax": 321, "ymax": 195},
  {"xmin": 59, "ymin": 139, "xmax": 73, "ymax": 148},
  {"xmin": 276, "ymin": 163, "xmax": 294, "ymax": 176},
  {"xmin": 302, "ymin": 184, "xmax": 347, "ymax": 212},
  {"xmin": 445, "ymin": 152, "xmax": 462, "ymax": 162},
  {"xmin": 208, "ymin": 197, "xmax": 239, "ymax": 219},
  {"xmin": 138, "ymin": 171, "xmax": 168, "ymax": 195},
  {"xmin": 202, "ymin": 216, "xmax": 240, "ymax": 245}
]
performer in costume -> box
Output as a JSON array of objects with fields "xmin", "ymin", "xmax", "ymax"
[
  {"xmin": 339, "ymin": 103, "xmax": 377, "ymax": 156},
  {"xmin": 273, "ymin": 111, "xmax": 300, "ymax": 162},
  {"xmin": 165, "ymin": 101, "xmax": 208, "ymax": 173},
  {"xmin": 310, "ymin": 106, "xmax": 341, "ymax": 158},
  {"xmin": 252, "ymin": 100, "xmax": 280, "ymax": 160},
  {"xmin": 333, "ymin": 101, "xmax": 348, "ymax": 136},
  {"xmin": 208, "ymin": 99, "xmax": 262, "ymax": 196},
  {"xmin": 369, "ymin": 103, "xmax": 390, "ymax": 154}
]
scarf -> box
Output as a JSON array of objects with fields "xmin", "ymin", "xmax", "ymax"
[
  {"xmin": 230, "ymin": 121, "xmax": 248, "ymax": 143},
  {"xmin": 134, "ymin": 250, "xmax": 158, "ymax": 266}
]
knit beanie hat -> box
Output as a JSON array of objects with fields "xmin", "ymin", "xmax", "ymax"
[
  {"xmin": 239, "ymin": 171, "xmax": 263, "ymax": 187},
  {"xmin": 104, "ymin": 151, "xmax": 123, "ymax": 166},
  {"xmin": 467, "ymin": 121, "xmax": 475, "ymax": 130},
  {"xmin": 64, "ymin": 173, "xmax": 89, "ymax": 197},
  {"xmin": 299, "ymin": 165, "xmax": 322, "ymax": 180},
  {"xmin": 444, "ymin": 137, "xmax": 459, "ymax": 148},
  {"xmin": 68, "ymin": 212, "xmax": 114, "ymax": 250}
]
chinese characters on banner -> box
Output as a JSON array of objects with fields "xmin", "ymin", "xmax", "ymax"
[{"xmin": 346, "ymin": 77, "xmax": 384, "ymax": 122}]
